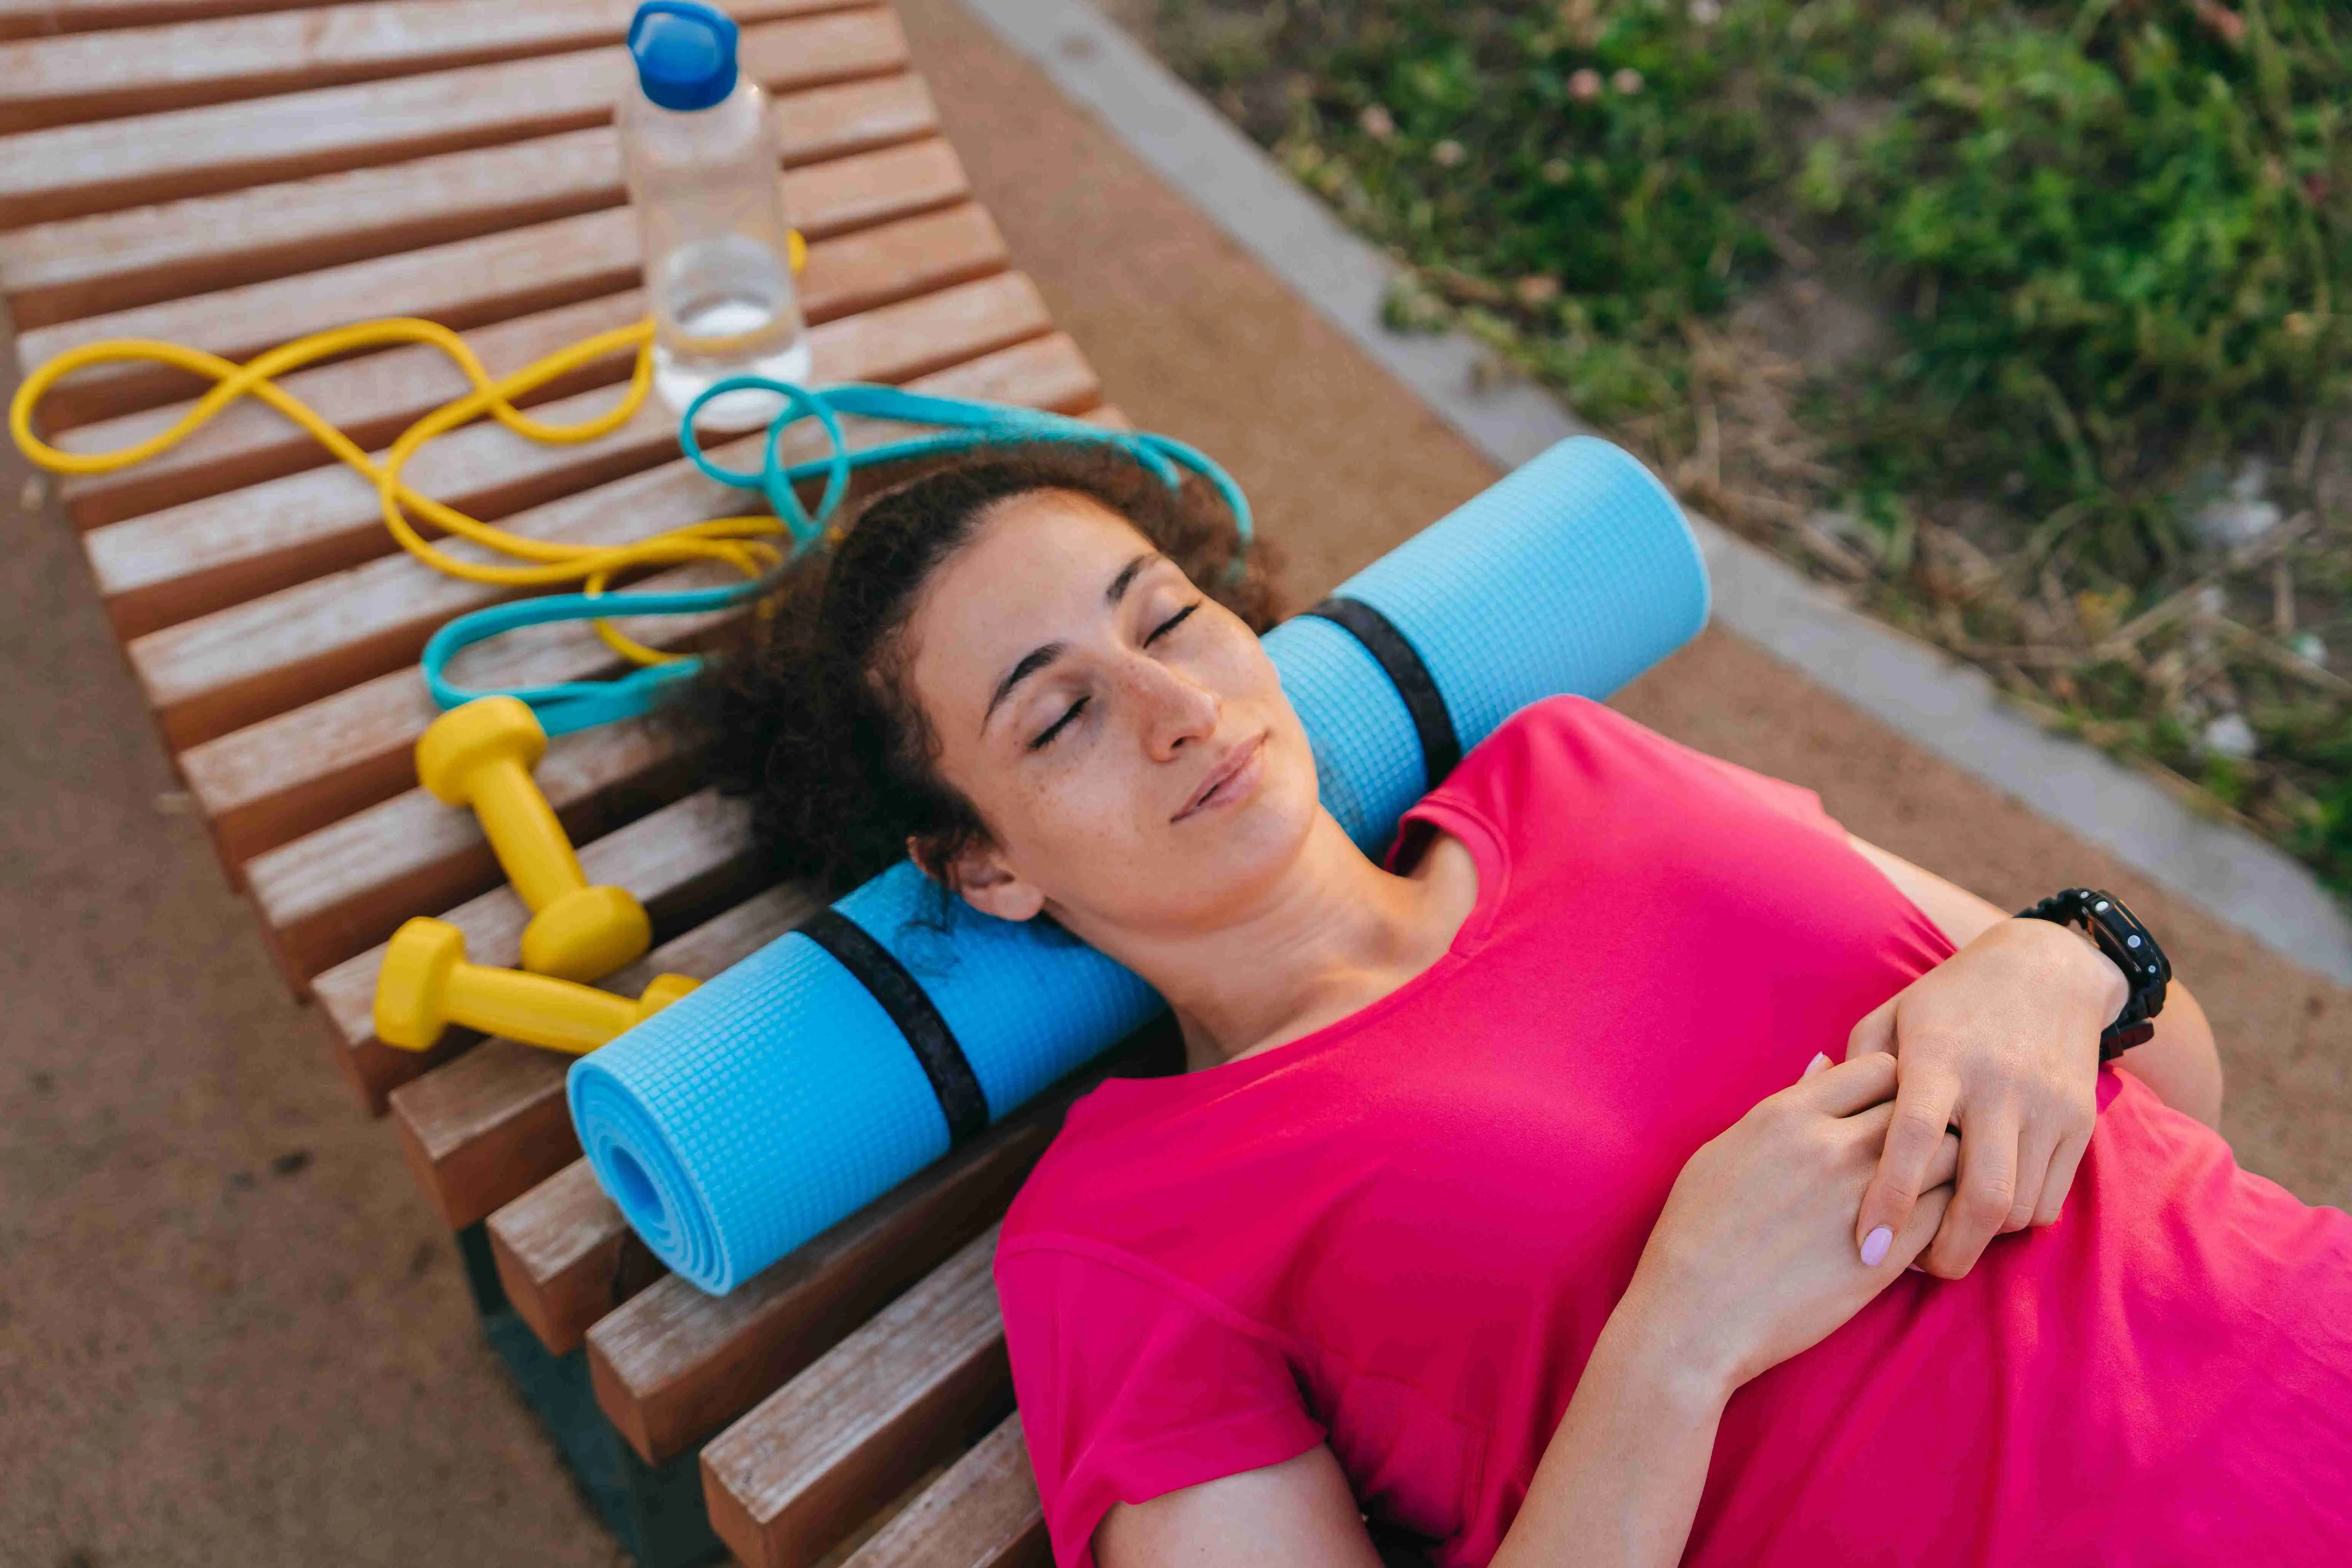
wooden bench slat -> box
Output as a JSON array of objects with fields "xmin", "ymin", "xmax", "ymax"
[
  {"xmin": 389, "ymin": 884, "xmax": 818, "ymax": 1230},
  {"xmin": 179, "ymin": 560, "xmax": 732, "ymax": 874},
  {"xmin": 246, "ymin": 714, "xmax": 706, "ymax": 987},
  {"xmin": 310, "ymin": 786, "xmax": 758, "ymax": 1112},
  {"xmin": 0, "ymin": 6, "xmax": 907, "ymax": 229},
  {"xmin": 3, "ymin": 123, "xmax": 618, "ymax": 332},
  {"xmin": 19, "ymin": 133, "xmax": 968, "ymax": 431},
  {"xmin": 130, "ymin": 447, "xmax": 766, "ymax": 755},
  {"xmin": 84, "ymin": 246, "xmax": 1024, "ymax": 645},
  {"xmin": 699, "ymin": 1227, "xmax": 1011, "ymax": 1568},
  {"xmin": 0, "ymin": 1, "xmax": 360, "ymax": 46},
  {"xmin": 126, "ymin": 319, "xmax": 1087, "ymax": 761},
  {"xmin": 840, "ymin": 1416, "xmax": 1045, "ymax": 1568},
  {"xmin": 16, "ymin": 130, "xmax": 955, "ymax": 399},
  {"xmin": 90, "ymin": 380, "xmax": 701, "ymax": 641},
  {"xmin": 0, "ymin": 0, "xmax": 846, "ymax": 136},
  {"xmin": 581, "ymin": 1027, "xmax": 1170, "ymax": 1464},
  {"xmin": 29, "ymin": 206, "xmax": 645, "ymax": 430},
  {"xmin": 0, "ymin": 73, "xmax": 935, "ymax": 331},
  {"xmin": 489, "ymin": 1158, "xmax": 663, "ymax": 1357},
  {"xmin": 56, "ymin": 292, "xmax": 651, "ymax": 530}
]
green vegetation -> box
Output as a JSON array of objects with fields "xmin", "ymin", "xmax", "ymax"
[{"xmin": 1142, "ymin": 0, "xmax": 2352, "ymax": 891}]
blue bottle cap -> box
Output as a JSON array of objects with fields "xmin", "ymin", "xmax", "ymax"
[{"xmin": 628, "ymin": 1, "xmax": 740, "ymax": 113}]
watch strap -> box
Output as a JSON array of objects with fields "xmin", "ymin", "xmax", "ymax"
[{"xmin": 2015, "ymin": 888, "xmax": 2171, "ymax": 1061}]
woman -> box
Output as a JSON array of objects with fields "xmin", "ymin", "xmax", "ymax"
[{"xmin": 703, "ymin": 448, "xmax": 2350, "ymax": 1566}]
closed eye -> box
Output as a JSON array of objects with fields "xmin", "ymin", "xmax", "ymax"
[
  {"xmin": 1029, "ymin": 695, "xmax": 1089, "ymax": 751},
  {"xmin": 1146, "ymin": 602, "xmax": 1200, "ymax": 645}
]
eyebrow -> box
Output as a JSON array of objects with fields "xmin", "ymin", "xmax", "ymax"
[
  {"xmin": 982, "ymin": 551, "xmax": 1161, "ymax": 725},
  {"xmin": 1103, "ymin": 550, "xmax": 1156, "ymax": 607},
  {"xmin": 984, "ymin": 641, "xmax": 1065, "ymax": 725}
]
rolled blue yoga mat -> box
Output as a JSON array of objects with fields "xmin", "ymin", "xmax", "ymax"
[{"xmin": 569, "ymin": 436, "xmax": 1709, "ymax": 1293}]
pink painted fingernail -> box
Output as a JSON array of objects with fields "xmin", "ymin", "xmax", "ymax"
[
  {"xmin": 1860, "ymin": 1226, "xmax": 1894, "ymax": 1267},
  {"xmin": 1801, "ymin": 1052, "xmax": 1831, "ymax": 1079}
]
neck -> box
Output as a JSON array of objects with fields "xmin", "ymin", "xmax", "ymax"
[{"xmin": 1062, "ymin": 810, "xmax": 1477, "ymax": 1070}]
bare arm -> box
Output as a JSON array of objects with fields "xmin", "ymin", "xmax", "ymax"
[
  {"xmin": 1100, "ymin": 1057, "xmax": 1958, "ymax": 1568},
  {"xmin": 1845, "ymin": 836, "xmax": 2223, "ymax": 1127},
  {"xmin": 1097, "ymin": 1342, "xmax": 1728, "ymax": 1568},
  {"xmin": 1094, "ymin": 1446, "xmax": 1385, "ymax": 1568}
]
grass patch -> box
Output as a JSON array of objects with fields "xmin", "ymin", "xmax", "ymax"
[{"xmin": 1139, "ymin": 0, "xmax": 2352, "ymax": 893}]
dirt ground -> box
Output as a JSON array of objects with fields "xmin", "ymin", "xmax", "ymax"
[{"xmin": 1, "ymin": 2, "xmax": 2345, "ymax": 1565}]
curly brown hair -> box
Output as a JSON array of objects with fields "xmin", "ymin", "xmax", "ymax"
[{"xmin": 690, "ymin": 444, "xmax": 1283, "ymax": 899}]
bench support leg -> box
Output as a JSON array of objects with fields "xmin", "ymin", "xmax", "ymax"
[{"xmin": 458, "ymin": 1223, "xmax": 724, "ymax": 1568}]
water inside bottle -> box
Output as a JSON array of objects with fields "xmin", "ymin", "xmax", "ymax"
[{"xmin": 651, "ymin": 233, "xmax": 813, "ymax": 426}]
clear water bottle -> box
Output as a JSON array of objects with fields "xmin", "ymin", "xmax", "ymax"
[{"xmin": 619, "ymin": 1, "xmax": 811, "ymax": 425}]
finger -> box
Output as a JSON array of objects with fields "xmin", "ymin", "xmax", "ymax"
[
  {"xmin": 2032, "ymin": 1123, "xmax": 2093, "ymax": 1228},
  {"xmin": 2005, "ymin": 1118, "xmax": 2061, "ymax": 1234},
  {"xmin": 1899, "ymin": 1134, "xmax": 1964, "ymax": 1272},
  {"xmin": 1855, "ymin": 1067, "xmax": 1959, "ymax": 1262},
  {"xmin": 1926, "ymin": 1128, "xmax": 1961, "ymax": 1190},
  {"xmin": 1847, "ymin": 997, "xmax": 1897, "ymax": 1059},
  {"xmin": 1880, "ymin": 1180, "xmax": 1958, "ymax": 1277},
  {"xmin": 1788, "ymin": 1049, "xmax": 1899, "ymax": 1117},
  {"xmin": 1800, "ymin": 1051, "xmax": 1832, "ymax": 1082},
  {"xmin": 1925, "ymin": 1103, "xmax": 2021, "ymax": 1279}
]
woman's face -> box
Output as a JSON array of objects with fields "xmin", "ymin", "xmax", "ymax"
[{"xmin": 899, "ymin": 489, "xmax": 1321, "ymax": 937}]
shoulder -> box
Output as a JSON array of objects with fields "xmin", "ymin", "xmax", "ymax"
[
  {"xmin": 1478, "ymin": 692, "xmax": 1651, "ymax": 762},
  {"xmin": 1421, "ymin": 695, "xmax": 1709, "ymax": 821},
  {"xmin": 994, "ymin": 1098, "xmax": 1327, "ymax": 1563},
  {"xmin": 999, "ymin": 1075, "xmax": 1167, "ymax": 1245},
  {"xmin": 997, "ymin": 1073, "xmax": 1237, "ymax": 1282},
  {"xmin": 994, "ymin": 1221, "xmax": 1324, "ymax": 1568},
  {"xmin": 1406, "ymin": 696, "xmax": 1843, "ymax": 861}
]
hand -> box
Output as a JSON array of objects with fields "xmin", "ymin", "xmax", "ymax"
[
  {"xmin": 1620, "ymin": 1053, "xmax": 1958, "ymax": 1401},
  {"xmin": 1850, "ymin": 917, "xmax": 2126, "ymax": 1279}
]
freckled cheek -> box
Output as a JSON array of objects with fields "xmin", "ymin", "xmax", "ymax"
[
  {"xmin": 995, "ymin": 756, "xmax": 1156, "ymax": 859},
  {"xmin": 1188, "ymin": 639, "xmax": 1277, "ymax": 706},
  {"xmin": 1239, "ymin": 637, "xmax": 1289, "ymax": 698}
]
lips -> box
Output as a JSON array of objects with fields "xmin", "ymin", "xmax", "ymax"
[{"xmin": 1175, "ymin": 732, "xmax": 1266, "ymax": 822}]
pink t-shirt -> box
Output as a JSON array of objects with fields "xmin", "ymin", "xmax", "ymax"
[{"xmin": 996, "ymin": 696, "xmax": 2352, "ymax": 1566}]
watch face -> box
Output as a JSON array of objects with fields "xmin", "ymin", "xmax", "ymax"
[{"xmin": 2085, "ymin": 892, "xmax": 2171, "ymax": 993}]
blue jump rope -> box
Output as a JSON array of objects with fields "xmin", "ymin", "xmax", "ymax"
[{"xmin": 419, "ymin": 376, "xmax": 1252, "ymax": 735}]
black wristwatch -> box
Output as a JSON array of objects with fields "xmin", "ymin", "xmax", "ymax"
[{"xmin": 2015, "ymin": 889, "xmax": 2172, "ymax": 1061}]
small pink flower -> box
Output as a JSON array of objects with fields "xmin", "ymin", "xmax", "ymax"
[
  {"xmin": 2194, "ymin": 0, "xmax": 2247, "ymax": 47},
  {"xmin": 1432, "ymin": 139, "xmax": 1467, "ymax": 167},
  {"xmin": 1614, "ymin": 67, "xmax": 1645, "ymax": 96},
  {"xmin": 1359, "ymin": 104, "xmax": 1396, "ymax": 140},
  {"xmin": 1568, "ymin": 68, "xmax": 1603, "ymax": 101}
]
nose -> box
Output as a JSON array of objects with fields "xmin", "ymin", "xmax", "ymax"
[{"xmin": 1123, "ymin": 651, "xmax": 1220, "ymax": 763}]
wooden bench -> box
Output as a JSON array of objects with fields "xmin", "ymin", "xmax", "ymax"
[{"xmin": 3, "ymin": 5, "xmax": 1140, "ymax": 1560}]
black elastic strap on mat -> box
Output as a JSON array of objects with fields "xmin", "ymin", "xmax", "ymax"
[
  {"xmin": 1303, "ymin": 596, "xmax": 1461, "ymax": 790},
  {"xmin": 800, "ymin": 910, "xmax": 989, "ymax": 1144}
]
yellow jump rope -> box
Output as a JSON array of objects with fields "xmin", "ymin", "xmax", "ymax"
[{"xmin": 6, "ymin": 230, "xmax": 813, "ymax": 672}]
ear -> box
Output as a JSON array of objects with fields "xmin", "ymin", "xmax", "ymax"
[{"xmin": 908, "ymin": 835, "xmax": 1048, "ymax": 923}]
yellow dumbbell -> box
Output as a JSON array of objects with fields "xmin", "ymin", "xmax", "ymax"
[
  {"xmin": 416, "ymin": 696, "xmax": 651, "ymax": 982},
  {"xmin": 374, "ymin": 916, "xmax": 698, "ymax": 1055}
]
